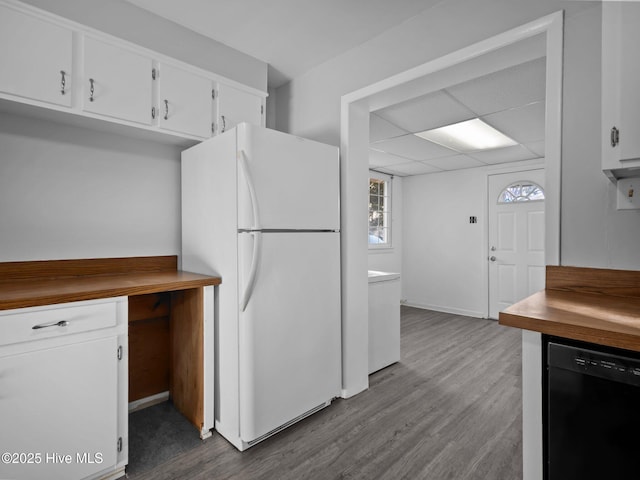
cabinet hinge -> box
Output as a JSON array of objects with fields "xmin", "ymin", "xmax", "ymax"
[
  {"xmin": 117, "ymin": 437, "xmax": 123, "ymax": 453},
  {"xmin": 611, "ymin": 126, "xmax": 619, "ymax": 147},
  {"xmin": 117, "ymin": 345, "xmax": 123, "ymax": 361},
  {"xmin": 152, "ymin": 68, "xmax": 157, "ymax": 80}
]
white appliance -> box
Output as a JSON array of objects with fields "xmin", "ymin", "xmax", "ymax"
[
  {"xmin": 368, "ymin": 271, "xmax": 400, "ymax": 374},
  {"xmin": 181, "ymin": 123, "xmax": 341, "ymax": 451}
]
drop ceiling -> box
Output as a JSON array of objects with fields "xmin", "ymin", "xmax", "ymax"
[{"xmin": 369, "ymin": 57, "xmax": 546, "ymax": 177}]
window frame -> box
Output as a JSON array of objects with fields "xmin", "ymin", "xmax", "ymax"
[{"xmin": 368, "ymin": 172, "xmax": 392, "ymax": 250}]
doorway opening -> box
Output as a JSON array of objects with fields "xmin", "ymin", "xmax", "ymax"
[{"xmin": 339, "ymin": 12, "xmax": 563, "ymax": 397}]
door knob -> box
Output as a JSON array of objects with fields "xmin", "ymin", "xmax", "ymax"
[{"xmin": 490, "ymin": 256, "xmax": 496, "ymax": 262}]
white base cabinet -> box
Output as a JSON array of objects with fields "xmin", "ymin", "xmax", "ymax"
[{"xmin": 0, "ymin": 297, "xmax": 128, "ymax": 480}]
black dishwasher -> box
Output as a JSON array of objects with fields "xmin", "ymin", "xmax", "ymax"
[{"xmin": 544, "ymin": 336, "xmax": 640, "ymax": 480}]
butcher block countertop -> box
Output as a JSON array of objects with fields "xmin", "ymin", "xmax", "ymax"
[
  {"xmin": 0, "ymin": 256, "xmax": 221, "ymax": 311},
  {"xmin": 499, "ymin": 266, "xmax": 640, "ymax": 352}
]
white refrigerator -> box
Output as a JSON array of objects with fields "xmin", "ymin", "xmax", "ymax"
[{"xmin": 181, "ymin": 123, "xmax": 341, "ymax": 451}]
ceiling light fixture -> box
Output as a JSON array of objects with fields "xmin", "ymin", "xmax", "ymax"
[{"xmin": 414, "ymin": 118, "xmax": 517, "ymax": 152}]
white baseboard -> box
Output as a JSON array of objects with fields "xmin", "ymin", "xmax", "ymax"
[
  {"xmin": 128, "ymin": 391, "xmax": 169, "ymax": 413},
  {"xmin": 402, "ymin": 300, "xmax": 485, "ymax": 319}
]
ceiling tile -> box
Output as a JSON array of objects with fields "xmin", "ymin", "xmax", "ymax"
[
  {"xmin": 469, "ymin": 144, "xmax": 539, "ymax": 164},
  {"xmin": 369, "ymin": 149, "xmax": 413, "ymax": 167},
  {"xmin": 524, "ymin": 140, "xmax": 546, "ymax": 157},
  {"xmin": 369, "ymin": 113, "xmax": 409, "ymax": 143},
  {"xmin": 374, "ymin": 90, "xmax": 475, "ymax": 133},
  {"xmin": 446, "ymin": 58, "xmax": 546, "ymax": 116},
  {"xmin": 379, "ymin": 161, "xmax": 442, "ymax": 176},
  {"xmin": 372, "ymin": 134, "xmax": 457, "ymax": 161},
  {"xmin": 372, "ymin": 167, "xmax": 409, "ymax": 177},
  {"xmin": 424, "ymin": 155, "xmax": 485, "ymax": 171},
  {"xmin": 482, "ymin": 101, "xmax": 545, "ymax": 144}
]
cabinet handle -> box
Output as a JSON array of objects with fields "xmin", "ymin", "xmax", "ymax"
[
  {"xmin": 611, "ymin": 126, "xmax": 619, "ymax": 147},
  {"xmin": 32, "ymin": 320, "xmax": 69, "ymax": 330},
  {"xmin": 89, "ymin": 78, "xmax": 95, "ymax": 102},
  {"xmin": 221, "ymin": 115, "xmax": 226, "ymax": 133},
  {"xmin": 60, "ymin": 70, "xmax": 66, "ymax": 95},
  {"xmin": 164, "ymin": 99, "xmax": 169, "ymax": 120}
]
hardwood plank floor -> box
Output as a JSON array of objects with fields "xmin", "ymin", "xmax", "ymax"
[{"xmin": 128, "ymin": 306, "xmax": 522, "ymax": 480}]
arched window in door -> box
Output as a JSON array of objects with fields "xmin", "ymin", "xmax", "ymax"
[{"xmin": 497, "ymin": 182, "xmax": 545, "ymax": 204}]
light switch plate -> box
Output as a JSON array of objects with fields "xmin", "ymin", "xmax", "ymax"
[{"xmin": 616, "ymin": 177, "xmax": 640, "ymax": 210}]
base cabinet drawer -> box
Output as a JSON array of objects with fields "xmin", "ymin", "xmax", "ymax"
[{"xmin": 0, "ymin": 300, "xmax": 118, "ymax": 347}]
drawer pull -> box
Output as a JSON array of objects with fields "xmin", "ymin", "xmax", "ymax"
[{"xmin": 32, "ymin": 320, "xmax": 69, "ymax": 330}]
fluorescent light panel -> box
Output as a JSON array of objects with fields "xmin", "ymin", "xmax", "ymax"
[{"xmin": 414, "ymin": 118, "xmax": 517, "ymax": 152}]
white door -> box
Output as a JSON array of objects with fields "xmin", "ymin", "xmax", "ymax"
[
  {"xmin": 83, "ymin": 37, "xmax": 152, "ymax": 125},
  {"xmin": 0, "ymin": 5, "xmax": 72, "ymax": 107},
  {"xmin": 158, "ymin": 63, "xmax": 212, "ymax": 138},
  {"xmin": 236, "ymin": 124, "xmax": 340, "ymax": 230},
  {"xmin": 237, "ymin": 231, "xmax": 341, "ymax": 443},
  {"xmin": 0, "ymin": 337, "xmax": 118, "ymax": 480},
  {"xmin": 488, "ymin": 169, "xmax": 545, "ymax": 319},
  {"xmin": 217, "ymin": 83, "xmax": 263, "ymax": 133}
]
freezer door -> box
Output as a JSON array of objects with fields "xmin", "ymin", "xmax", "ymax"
[
  {"xmin": 236, "ymin": 124, "xmax": 340, "ymax": 230},
  {"xmin": 237, "ymin": 231, "xmax": 341, "ymax": 443}
]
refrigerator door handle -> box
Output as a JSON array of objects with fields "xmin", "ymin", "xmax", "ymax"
[
  {"xmin": 238, "ymin": 149, "xmax": 261, "ymax": 230},
  {"xmin": 240, "ymin": 231, "xmax": 262, "ymax": 312}
]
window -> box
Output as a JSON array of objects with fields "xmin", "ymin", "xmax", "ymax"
[
  {"xmin": 369, "ymin": 174, "xmax": 391, "ymax": 247},
  {"xmin": 498, "ymin": 182, "xmax": 545, "ymax": 204}
]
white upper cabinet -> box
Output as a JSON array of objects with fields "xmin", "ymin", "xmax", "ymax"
[
  {"xmin": 0, "ymin": 0, "xmax": 267, "ymax": 145},
  {"xmin": 83, "ymin": 36, "xmax": 153, "ymax": 126},
  {"xmin": 0, "ymin": 4, "xmax": 72, "ymax": 107},
  {"xmin": 217, "ymin": 83, "xmax": 264, "ymax": 134},
  {"xmin": 602, "ymin": 2, "xmax": 640, "ymax": 178},
  {"xmin": 158, "ymin": 63, "xmax": 212, "ymax": 138}
]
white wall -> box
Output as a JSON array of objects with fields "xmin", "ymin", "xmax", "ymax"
[
  {"xmin": 368, "ymin": 175, "xmax": 402, "ymax": 275},
  {"xmin": 402, "ymin": 168, "xmax": 486, "ymax": 317},
  {"xmin": 0, "ymin": 112, "xmax": 181, "ymax": 261},
  {"xmin": 276, "ymin": 1, "xmax": 640, "ymax": 271}
]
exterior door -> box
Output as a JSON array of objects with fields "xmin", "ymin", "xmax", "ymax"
[{"xmin": 488, "ymin": 169, "xmax": 545, "ymax": 319}]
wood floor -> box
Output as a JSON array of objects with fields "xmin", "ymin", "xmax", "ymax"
[{"xmin": 128, "ymin": 306, "xmax": 523, "ymax": 480}]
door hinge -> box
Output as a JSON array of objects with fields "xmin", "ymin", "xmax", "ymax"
[
  {"xmin": 211, "ymin": 122, "xmax": 216, "ymax": 134},
  {"xmin": 152, "ymin": 68, "xmax": 157, "ymax": 80},
  {"xmin": 611, "ymin": 126, "xmax": 619, "ymax": 147},
  {"xmin": 117, "ymin": 437, "xmax": 123, "ymax": 453},
  {"xmin": 212, "ymin": 89, "xmax": 216, "ymax": 100},
  {"xmin": 117, "ymin": 345, "xmax": 123, "ymax": 361}
]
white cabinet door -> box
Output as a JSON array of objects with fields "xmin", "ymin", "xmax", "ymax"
[
  {"xmin": 158, "ymin": 63, "xmax": 212, "ymax": 138},
  {"xmin": 602, "ymin": 2, "xmax": 640, "ymax": 174},
  {"xmin": 0, "ymin": 337, "xmax": 118, "ymax": 480},
  {"xmin": 83, "ymin": 36, "xmax": 153, "ymax": 125},
  {"xmin": 217, "ymin": 83, "xmax": 263, "ymax": 133},
  {"xmin": 0, "ymin": 5, "xmax": 72, "ymax": 107}
]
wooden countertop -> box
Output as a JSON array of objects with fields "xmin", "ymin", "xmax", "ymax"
[
  {"xmin": 0, "ymin": 256, "xmax": 221, "ymax": 311},
  {"xmin": 499, "ymin": 266, "xmax": 640, "ymax": 352}
]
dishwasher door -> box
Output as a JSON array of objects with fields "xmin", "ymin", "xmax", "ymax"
[{"xmin": 546, "ymin": 340, "xmax": 640, "ymax": 480}]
